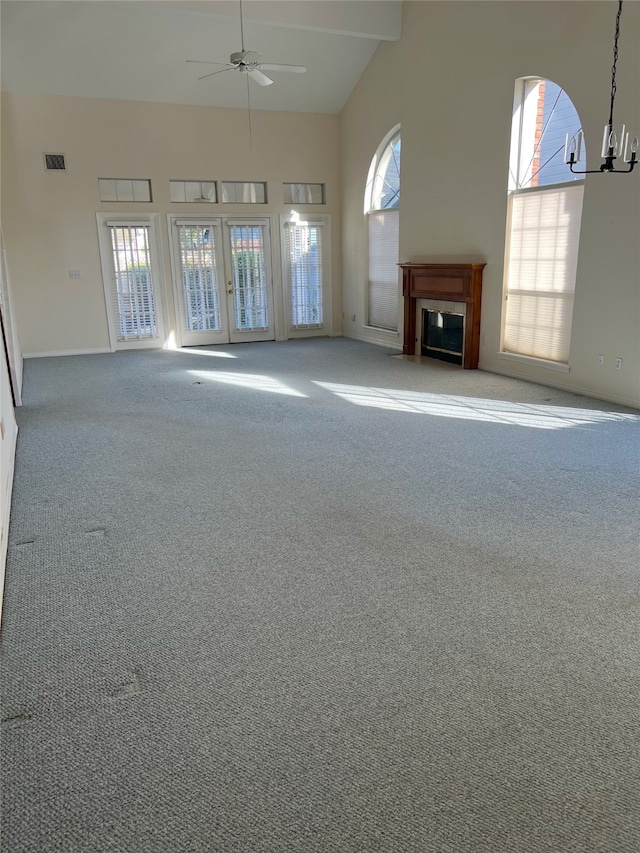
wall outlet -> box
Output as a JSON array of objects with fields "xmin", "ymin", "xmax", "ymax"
[
  {"xmin": 69, "ymin": 270, "xmax": 81, "ymax": 279},
  {"xmin": 598, "ymin": 354, "xmax": 605, "ymax": 367},
  {"xmin": 615, "ymin": 357, "xmax": 623, "ymax": 370}
]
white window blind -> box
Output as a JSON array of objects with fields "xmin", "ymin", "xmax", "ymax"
[
  {"xmin": 228, "ymin": 224, "xmax": 269, "ymax": 330},
  {"xmin": 107, "ymin": 224, "xmax": 158, "ymax": 340},
  {"xmin": 284, "ymin": 222, "xmax": 324, "ymax": 328},
  {"xmin": 503, "ymin": 184, "xmax": 584, "ymax": 363},
  {"xmin": 368, "ymin": 209, "xmax": 399, "ymax": 331},
  {"xmin": 177, "ymin": 224, "xmax": 221, "ymax": 332}
]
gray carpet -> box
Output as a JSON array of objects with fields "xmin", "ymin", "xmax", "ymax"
[{"xmin": 2, "ymin": 338, "xmax": 639, "ymax": 853}]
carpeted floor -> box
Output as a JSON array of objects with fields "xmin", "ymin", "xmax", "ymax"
[{"xmin": 2, "ymin": 338, "xmax": 639, "ymax": 852}]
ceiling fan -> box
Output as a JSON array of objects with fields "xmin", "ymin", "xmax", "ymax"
[{"xmin": 186, "ymin": 0, "xmax": 306, "ymax": 88}]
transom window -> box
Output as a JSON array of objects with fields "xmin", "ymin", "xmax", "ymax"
[
  {"xmin": 170, "ymin": 181, "xmax": 217, "ymax": 204},
  {"xmin": 509, "ymin": 78, "xmax": 584, "ymax": 190},
  {"xmin": 365, "ymin": 129, "xmax": 401, "ymax": 212},
  {"xmin": 221, "ymin": 182, "xmax": 267, "ymax": 204},
  {"xmin": 99, "ymin": 178, "xmax": 152, "ymax": 203}
]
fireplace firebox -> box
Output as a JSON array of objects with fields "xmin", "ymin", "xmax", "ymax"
[{"xmin": 422, "ymin": 310, "xmax": 464, "ymax": 365}]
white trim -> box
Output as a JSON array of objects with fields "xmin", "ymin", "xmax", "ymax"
[
  {"xmin": 0, "ymin": 230, "xmax": 23, "ymax": 405},
  {"xmin": 497, "ymin": 351, "xmax": 571, "ymax": 373},
  {"xmin": 510, "ymin": 179, "xmax": 585, "ymax": 197},
  {"xmin": 362, "ymin": 325, "xmax": 400, "ymax": 338},
  {"xmin": 0, "ymin": 416, "xmax": 17, "ymax": 627},
  {"xmin": 23, "ymin": 348, "xmax": 113, "ymax": 359}
]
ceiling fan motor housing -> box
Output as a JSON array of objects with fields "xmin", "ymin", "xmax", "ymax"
[{"xmin": 231, "ymin": 50, "xmax": 261, "ymax": 66}]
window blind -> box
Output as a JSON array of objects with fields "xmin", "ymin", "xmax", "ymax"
[
  {"xmin": 503, "ymin": 184, "xmax": 584, "ymax": 363},
  {"xmin": 107, "ymin": 224, "xmax": 158, "ymax": 341},
  {"xmin": 284, "ymin": 222, "xmax": 324, "ymax": 328},
  {"xmin": 177, "ymin": 224, "xmax": 221, "ymax": 332},
  {"xmin": 228, "ymin": 225, "xmax": 269, "ymax": 330},
  {"xmin": 368, "ymin": 210, "xmax": 399, "ymax": 331}
]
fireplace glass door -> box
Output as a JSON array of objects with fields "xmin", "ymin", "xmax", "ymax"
[{"xmin": 422, "ymin": 310, "xmax": 464, "ymax": 365}]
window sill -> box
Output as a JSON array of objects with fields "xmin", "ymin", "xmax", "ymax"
[
  {"xmin": 497, "ymin": 351, "xmax": 570, "ymax": 373},
  {"xmin": 362, "ymin": 325, "xmax": 399, "ymax": 338}
]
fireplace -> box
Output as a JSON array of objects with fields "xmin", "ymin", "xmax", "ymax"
[
  {"xmin": 422, "ymin": 309, "xmax": 464, "ymax": 365},
  {"xmin": 399, "ymin": 262, "xmax": 486, "ymax": 369}
]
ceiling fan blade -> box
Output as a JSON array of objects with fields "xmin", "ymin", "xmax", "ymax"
[
  {"xmin": 259, "ymin": 63, "xmax": 306, "ymax": 74},
  {"xmin": 186, "ymin": 60, "xmax": 234, "ymax": 68},
  {"xmin": 248, "ymin": 68, "xmax": 274, "ymax": 87},
  {"xmin": 197, "ymin": 68, "xmax": 235, "ymax": 81}
]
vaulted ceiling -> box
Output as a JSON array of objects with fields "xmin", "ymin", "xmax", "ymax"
[{"xmin": 1, "ymin": 1, "xmax": 402, "ymax": 114}]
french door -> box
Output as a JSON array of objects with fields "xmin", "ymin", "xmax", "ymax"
[{"xmin": 170, "ymin": 217, "xmax": 275, "ymax": 346}]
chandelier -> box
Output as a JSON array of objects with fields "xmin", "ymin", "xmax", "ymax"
[{"xmin": 565, "ymin": 0, "xmax": 637, "ymax": 174}]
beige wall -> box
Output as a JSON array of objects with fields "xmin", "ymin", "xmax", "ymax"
[
  {"xmin": 1, "ymin": 93, "xmax": 341, "ymax": 354},
  {"xmin": 341, "ymin": 1, "xmax": 640, "ymax": 407}
]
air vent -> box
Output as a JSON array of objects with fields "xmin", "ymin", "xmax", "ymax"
[{"xmin": 44, "ymin": 153, "xmax": 66, "ymax": 171}]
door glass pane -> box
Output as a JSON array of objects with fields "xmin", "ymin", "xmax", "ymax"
[
  {"xmin": 108, "ymin": 225, "xmax": 158, "ymax": 339},
  {"xmin": 177, "ymin": 225, "xmax": 221, "ymax": 331},
  {"xmin": 229, "ymin": 225, "xmax": 269, "ymax": 330}
]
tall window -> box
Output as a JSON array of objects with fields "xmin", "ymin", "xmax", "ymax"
[
  {"xmin": 365, "ymin": 127, "xmax": 401, "ymax": 331},
  {"xmin": 284, "ymin": 221, "xmax": 324, "ymax": 328},
  {"xmin": 502, "ymin": 79, "xmax": 585, "ymax": 364}
]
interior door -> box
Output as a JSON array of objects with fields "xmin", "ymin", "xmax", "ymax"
[
  {"xmin": 223, "ymin": 219, "xmax": 275, "ymax": 344},
  {"xmin": 171, "ymin": 218, "xmax": 275, "ymax": 346}
]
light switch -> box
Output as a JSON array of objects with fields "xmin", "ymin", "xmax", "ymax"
[{"xmin": 69, "ymin": 270, "xmax": 81, "ymax": 279}]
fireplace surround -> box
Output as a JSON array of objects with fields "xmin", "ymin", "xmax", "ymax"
[{"xmin": 399, "ymin": 262, "xmax": 486, "ymax": 369}]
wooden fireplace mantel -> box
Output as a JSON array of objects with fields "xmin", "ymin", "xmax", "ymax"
[{"xmin": 399, "ymin": 262, "xmax": 486, "ymax": 369}]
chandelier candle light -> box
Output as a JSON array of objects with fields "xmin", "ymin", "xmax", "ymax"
[{"xmin": 564, "ymin": 0, "xmax": 638, "ymax": 174}]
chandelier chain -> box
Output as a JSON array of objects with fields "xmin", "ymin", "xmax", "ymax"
[{"xmin": 609, "ymin": 0, "xmax": 623, "ymax": 127}]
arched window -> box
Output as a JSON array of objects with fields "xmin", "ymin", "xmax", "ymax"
[
  {"xmin": 502, "ymin": 78, "xmax": 585, "ymax": 364},
  {"xmin": 365, "ymin": 126, "xmax": 401, "ymax": 331}
]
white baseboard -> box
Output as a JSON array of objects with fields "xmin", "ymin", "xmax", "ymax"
[
  {"xmin": 483, "ymin": 364, "xmax": 640, "ymax": 410},
  {"xmin": 23, "ymin": 348, "xmax": 112, "ymax": 359},
  {"xmin": 342, "ymin": 331, "xmax": 402, "ymax": 351}
]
